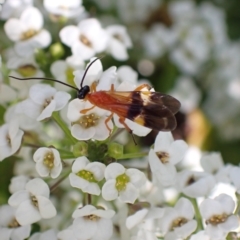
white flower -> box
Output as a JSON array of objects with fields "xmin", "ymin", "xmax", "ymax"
[
  {"xmin": 71, "ymin": 205, "xmax": 115, "ymax": 240},
  {"xmin": 9, "ymin": 175, "xmax": 29, "ymax": 194},
  {"xmin": 200, "ymin": 194, "xmax": 239, "ymax": 239},
  {"xmin": 169, "ymin": 76, "xmax": 201, "ymax": 114},
  {"xmin": 8, "ymin": 178, "xmax": 57, "ymax": 225},
  {"xmin": 29, "ymin": 229, "xmax": 58, "ymax": 240},
  {"xmin": 175, "ymin": 170, "xmax": 216, "ymax": 198},
  {"xmin": 189, "ymin": 231, "xmax": 211, "ymax": 240},
  {"xmin": 0, "ymin": 205, "xmax": 31, "ymax": 240},
  {"xmin": 102, "ymin": 163, "xmax": 146, "ymax": 203},
  {"xmin": 200, "ymin": 152, "xmax": 231, "ymax": 183},
  {"xmin": 58, "ymin": 226, "xmax": 77, "ymax": 240},
  {"xmin": 69, "ymin": 156, "xmax": 106, "ymax": 195},
  {"xmin": 0, "ymin": 119, "xmax": 24, "ymax": 161},
  {"xmin": 4, "ymin": 103, "xmax": 40, "ymax": 131},
  {"xmin": 0, "ymin": 82, "xmax": 17, "ymax": 104},
  {"xmin": 0, "ymin": 0, "xmax": 33, "ymax": 20},
  {"xmin": 50, "ymin": 55, "xmax": 85, "ymax": 91},
  {"xmin": 59, "ymin": 18, "xmax": 109, "ymax": 60},
  {"xmin": 142, "ymin": 24, "xmax": 176, "ymax": 58},
  {"xmin": 33, "ymin": 147, "xmax": 62, "ymax": 179},
  {"xmin": 117, "ymin": 65, "xmax": 138, "ymax": 86},
  {"xmin": 67, "ymin": 99, "xmax": 114, "ymax": 140},
  {"xmin": 106, "ymin": 25, "xmax": 132, "ymax": 61},
  {"xmin": 73, "ymin": 57, "xmax": 117, "ymax": 90},
  {"xmin": 159, "ymin": 198, "xmax": 197, "ymax": 239},
  {"xmin": 170, "ymin": 24, "xmax": 210, "ymax": 75},
  {"xmin": 8, "ymin": 53, "xmax": 44, "ymax": 99},
  {"xmin": 44, "ymin": 0, "xmax": 85, "ymax": 18},
  {"xmin": 20, "ymin": 83, "xmax": 71, "ymax": 121},
  {"xmin": 4, "ymin": 7, "xmax": 51, "ymax": 56},
  {"xmin": 126, "ymin": 207, "xmax": 164, "ymax": 232},
  {"xmin": 148, "ymin": 132, "xmax": 188, "ymax": 187},
  {"xmin": 229, "ymin": 166, "xmax": 240, "ymax": 194}
]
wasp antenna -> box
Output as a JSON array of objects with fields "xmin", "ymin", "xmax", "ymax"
[
  {"xmin": 9, "ymin": 76, "xmax": 79, "ymax": 91},
  {"xmin": 80, "ymin": 55, "xmax": 105, "ymax": 88}
]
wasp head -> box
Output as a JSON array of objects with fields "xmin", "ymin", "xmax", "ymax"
[{"xmin": 77, "ymin": 85, "xmax": 90, "ymax": 99}]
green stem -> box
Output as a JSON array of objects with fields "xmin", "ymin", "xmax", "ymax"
[
  {"xmin": 50, "ymin": 170, "xmax": 71, "ymax": 192},
  {"xmin": 234, "ymin": 192, "xmax": 240, "ymax": 215},
  {"xmin": 189, "ymin": 197, "xmax": 204, "ymax": 231},
  {"xmin": 118, "ymin": 152, "xmax": 148, "ymax": 160},
  {"xmin": 52, "ymin": 112, "xmax": 77, "ymax": 145},
  {"xmin": 61, "ymin": 154, "xmax": 75, "ymax": 159}
]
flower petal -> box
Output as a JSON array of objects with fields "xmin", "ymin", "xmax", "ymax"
[
  {"xmin": 119, "ymin": 182, "xmax": 138, "ymax": 204},
  {"xmin": 25, "ymin": 178, "xmax": 50, "ymax": 198},
  {"xmin": 102, "ymin": 179, "xmax": 118, "ymax": 201},
  {"xmin": 54, "ymin": 91, "xmax": 71, "ymax": 111},
  {"xmin": 16, "ymin": 199, "xmax": 41, "ymax": 225},
  {"xmin": 104, "ymin": 162, "xmax": 125, "ymax": 180},
  {"xmin": 36, "ymin": 195, "xmax": 56, "ymax": 219}
]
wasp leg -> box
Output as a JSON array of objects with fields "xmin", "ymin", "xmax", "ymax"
[
  {"xmin": 110, "ymin": 84, "xmax": 114, "ymax": 92},
  {"xmin": 90, "ymin": 82, "xmax": 97, "ymax": 92},
  {"xmin": 118, "ymin": 117, "xmax": 137, "ymax": 145},
  {"xmin": 105, "ymin": 112, "xmax": 114, "ymax": 134},
  {"xmin": 80, "ymin": 105, "xmax": 95, "ymax": 114}
]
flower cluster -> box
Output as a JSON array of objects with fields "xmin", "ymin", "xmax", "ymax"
[{"xmin": 0, "ymin": 0, "xmax": 240, "ymax": 240}]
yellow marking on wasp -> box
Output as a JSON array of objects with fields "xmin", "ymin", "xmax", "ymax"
[
  {"xmin": 134, "ymin": 115, "xmax": 145, "ymax": 126},
  {"xmin": 140, "ymin": 91, "xmax": 151, "ymax": 106}
]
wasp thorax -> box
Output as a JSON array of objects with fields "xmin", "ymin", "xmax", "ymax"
[
  {"xmin": 78, "ymin": 113, "xmax": 100, "ymax": 128},
  {"xmin": 20, "ymin": 29, "xmax": 38, "ymax": 40}
]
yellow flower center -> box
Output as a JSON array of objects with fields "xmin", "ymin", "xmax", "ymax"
[
  {"xmin": 85, "ymin": 214, "xmax": 100, "ymax": 221},
  {"xmin": 6, "ymin": 134, "xmax": 11, "ymax": 146},
  {"xmin": 186, "ymin": 175, "xmax": 196, "ymax": 186},
  {"xmin": 77, "ymin": 169, "xmax": 97, "ymax": 182},
  {"xmin": 31, "ymin": 195, "xmax": 38, "ymax": 207},
  {"xmin": 156, "ymin": 151, "xmax": 169, "ymax": 164},
  {"xmin": 43, "ymin": 97, "xmax": 54, "ymax": 109},
  {"xmin": 80, "ymin": 34, "xmax": 92, "ymax": 48},
  {"xmin": 206, "ymin": 213, "xmax": 228, "ymax": 225},
  {"xmin": 115, "ymin": 173, "xmax": 130, "ymax": 192},
  {"xmin": 113, "ymin": 34, "xmax": 123, "ymax": 43},
  {"xmin": 171, "ymin": 217, "xmax": 188, "ymax": 230},
  {"xmin": 20, "ymin": 29, "xmax": 38, "ymax": 40},
  {"xmin": 77, "ymin": 113, "xmax": 100, "ymax": 129},
  {"xmin": 17, "ymin": 64, "xmax": 37, "ymax": 77},
  {"xmin": 43, "ymin": 151, "xmax": 54, "ymax": 169},
  {"xmin": 8, "ymin": 218, "xmax": 20, "ymax": 228}
]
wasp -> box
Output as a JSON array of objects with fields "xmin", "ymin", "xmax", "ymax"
[{"xmin": 10, "ymin": 58, "xmax": 180, "ymax": 134}]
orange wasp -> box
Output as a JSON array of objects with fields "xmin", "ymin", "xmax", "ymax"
[{"xmin": 10, "ymin": 58, "xmax": 180, "ymax": 134}]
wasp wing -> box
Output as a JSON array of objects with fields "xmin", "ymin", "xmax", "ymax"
[{"xmin": 104, "ymin": 90, "xmax": 181, "ymax": 131}]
